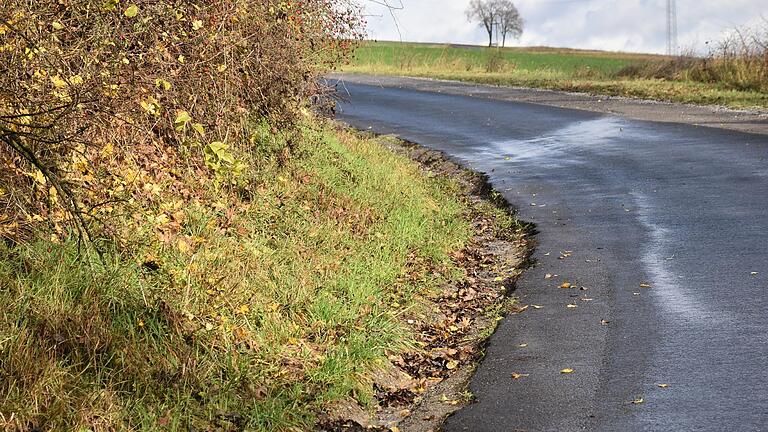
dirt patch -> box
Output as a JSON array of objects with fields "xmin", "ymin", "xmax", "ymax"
[{"xmin": 317, "ymin": 131, "xmax": 535, "ymax": 432}]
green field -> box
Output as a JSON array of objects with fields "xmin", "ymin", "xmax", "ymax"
[{"xmin": 344, "ymin": 41, "xmax": 768, "ymax": 109}]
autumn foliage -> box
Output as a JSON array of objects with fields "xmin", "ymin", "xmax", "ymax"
[{"xmin": 0, "ymin": 0, "xmax": 363, "ymax": 242}]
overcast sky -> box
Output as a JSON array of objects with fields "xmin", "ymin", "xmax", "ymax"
[{"xmin": 362, "ymin": 0, "xmax": 767, "ymax": 54}]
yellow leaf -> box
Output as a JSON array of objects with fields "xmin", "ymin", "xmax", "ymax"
[
  {"xmin": 100, "ymin": 142, "xmax": 114, "ymax": 158},
  {"xmin": 69, "ymin": 75, "xmax": 83, "ymax": 85},
  {"xmin": 236, "ymin": 305, "xmax": 250, "ymax": 315},
  {"xmin": 560, "ymin": 368, "xmax": 574, "ymax": 374},
  {"xmin": 155, "ymin": 78, "xmax": 172, "ymax": 91},
  {"xmin": 51, "ymin": 21, "xmax": 64, "ymax": 30},
  {"xmin": 657, "ymin": 383, "xmax": 669, "ymax": 388},
  {"xmin": 631, "ymin": 397, "xmax": 644, "ymax": 404},
  {"xmin": 174, "ymin": 110, "xmax": 192, "ymax": 128},
  {"xmin": 191, "ymin": 123, "xmax": 205, "ymax": 136},
  {"xmin": 50, "ymin": 75, "xmax": 67, "ymax": 89},
  {"xmin": 217, "ymin": 64, "xmax": 227, "ymax": 72},
  {"xmin": 48, "ymin": 186, "xmax": 58, "ymax": 204},
  {"xmin": 177, "ymin": 239, "xmax": 190, "ymax": 254},
  {"xmin": 566, "ymin": 304, "xmax": 578, "ymax": 309},
  {"xmin": 446, "ymin": 360, "xmax": 459, "ymax": 370},
  {"xmin": 511, "ymin": 372, "xmax": 529, "ymax": 379},
  {"xmin": 139, "ymin": 97, "xmax": 161, "ymax": 115},
  {"xmin": 560, "ymin": 282, "xmax": 572, "ymax": 289},
  {"xmin": 178, "ymin": 54, "xmax": 185, "ymax": 64},
  {"xmin": 124, "ymin": 5, "xmax": 139, "ymax": 18},
  {"xmin": 30, "ymin": 169, "xmax": 46, "ymax": 185},
  {"xmin": 192, "ymin": 20, "xmax": 203, "ymax": 31},
  {"xmin": 639, "ymin": 283, "xmax": 652, "ymax": 288}
]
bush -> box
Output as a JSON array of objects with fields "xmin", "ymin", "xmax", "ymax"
[{"xmin": 0, "ymin": 0, "xmax": 363, "ymax": 242}]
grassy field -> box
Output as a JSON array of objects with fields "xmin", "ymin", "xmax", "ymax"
[
  {"xmin": 344, "ymin": 41, "xmax": 768, "ymax": 109},
  {"xmin": 0, "ymin": 123, "xmax": 484, "ymax": 431}
]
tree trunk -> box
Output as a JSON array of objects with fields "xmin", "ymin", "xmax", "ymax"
[
  {"xmin": 488, "ymin": 29, "xmax": 493, "ymax": 47},
  {"xmin": 502, "ymin": 33, "xmax": 507, "ymax": 48}
]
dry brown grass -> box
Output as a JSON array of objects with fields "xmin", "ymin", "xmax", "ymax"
[{"xmin": 618, "ymin": 24, "xmax": 768, "ymax": 92}]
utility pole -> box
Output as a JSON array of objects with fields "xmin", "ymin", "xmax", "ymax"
[{"xmin": 666, "ymin": 0, "xmax": 678, "ymax": 55}]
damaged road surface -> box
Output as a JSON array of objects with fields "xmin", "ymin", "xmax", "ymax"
[{"xmin": 334, "ymin": 77, "xmax": 768, "ymax": 431}]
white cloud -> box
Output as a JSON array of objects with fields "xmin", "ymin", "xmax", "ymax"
[{"xmin": 362, "ymin": 0, "xmax": 767, "ymax": 53}]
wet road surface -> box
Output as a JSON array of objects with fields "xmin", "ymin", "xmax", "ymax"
[{"xmin": 335, "ymin": 81, "xmax": 768, "ymax": 431}]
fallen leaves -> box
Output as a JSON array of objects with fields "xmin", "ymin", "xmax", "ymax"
[
  {"xmin": 511, "ymin": 373, "xmax": 529, "ymax": 379},
  {"xmin": 560, "ymin": 282, "xmax": 572, "ymax": 289},
  {"xmin": 657, "ymin": 383, "xmax": 669, "ymax": 388},
  {"xmin": 639, "ymin": 283, "xmax": 652, "ymax": 288},
  {"xmin": 631, "ymin": 397, "xmax": 644, "ymax": 404},
  {"xmin": 560, "ymin": 368, "xmax": 574, "ymax": 374}
]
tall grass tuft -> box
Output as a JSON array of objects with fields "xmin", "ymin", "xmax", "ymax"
[{"xmin": 617, "ymin": 23, "xmax": 768, "ymax": 93}]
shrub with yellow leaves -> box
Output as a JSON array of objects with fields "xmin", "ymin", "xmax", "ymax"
[{"xmin": 0, "ymin": 0, "xmax": 363, "ymax": 243}]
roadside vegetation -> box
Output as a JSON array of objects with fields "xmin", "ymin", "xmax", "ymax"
[
  {"xmin": 344, "ymin": 39, "xmax": 768, "ymax": 110},
  {"xmin": 0, "ymin": 1, "xmax": 529, "ymax": 431},
  {"xmin": 618, "ymin": 25, "xmax": 768, "ymax": 95},
  {"xmin": 0, "ymin": 124, "xmax": 475, "ymax": 430}
]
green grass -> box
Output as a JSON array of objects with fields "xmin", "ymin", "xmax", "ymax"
[
  {"xmin": 344, "ymin": 41, "xmax": 768, "ymax": 109},
  {"xmin": 351, "ymin": 41, "xmax": 645, "ymax": 77},
  {"xmin": 0, "ymin": 125, "xmax": 472, "ymax": 431}
]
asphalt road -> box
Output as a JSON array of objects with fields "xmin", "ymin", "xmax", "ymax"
[{"xmin": 335, "ymin": 80, "xmax": 768, "ymax": 431}]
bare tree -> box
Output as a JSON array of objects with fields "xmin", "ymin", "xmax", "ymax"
[
  {"xmin": 497, "ymin": 0, "xmax": 524, "ymax": 47},
  {"xmin": 466, "ymin": 0, "xmax": 498, "ymax": 47}
]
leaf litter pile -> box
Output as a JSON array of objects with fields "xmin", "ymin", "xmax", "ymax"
[{"xmin": 319, "ymin": 133, "xmax": 535, "ymax": 431}]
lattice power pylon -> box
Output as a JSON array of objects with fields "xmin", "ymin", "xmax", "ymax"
[{"xmin": 666, "ymin": 0, "xmax": 679, "ymax": 55}]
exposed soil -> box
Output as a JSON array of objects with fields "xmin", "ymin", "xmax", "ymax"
[
  {"xmin": 316, "ymin": 131, "xmax": 535, "ymax": 432},
  {"xmin": 330, "ymin": 74, "xmax": 768, "ymax": 136}
]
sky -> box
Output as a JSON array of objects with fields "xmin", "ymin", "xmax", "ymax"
[{"xmin": 361, "ymin": 0, "xmax": 767, "ymax": 54}]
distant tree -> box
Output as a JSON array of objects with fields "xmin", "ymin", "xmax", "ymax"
[
  {"xmin": 497, "ymin": 0, "xmax": 524, "ymax": 47},
  {"xmin": 466, "ymin": 0, "xmax": 498, "ymax": 47}
]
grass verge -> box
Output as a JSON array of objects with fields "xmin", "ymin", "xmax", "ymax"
[
  {"xmin": 1, "ymin": 123, "xmax": 485, "ymax": 431},
  {"xmin": 344, "ymin": 41, "xmax": 768, "ymax": 110}
]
